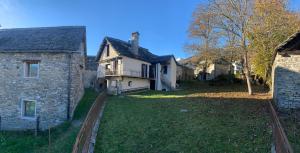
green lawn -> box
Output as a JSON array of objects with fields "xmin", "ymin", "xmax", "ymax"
[
  {"xmin": 95, "ymin": 82, "xmax": 272, "ymax": 153},
  {"xmin": 0, "ymin": 89, "xmax": 98, "ymax": 153},
  {"xmin": 279, "ymin": 111, "xmax": 300, "ymax": 152}
]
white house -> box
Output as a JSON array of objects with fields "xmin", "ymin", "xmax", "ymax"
[{"xmin": 95, "ymin": 32, "xmax": 177, "ymax": 94}]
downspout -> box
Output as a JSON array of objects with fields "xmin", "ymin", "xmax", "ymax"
[{"xmin": 67, "ymin": 53, "xmax": 72, "ymax": 120}]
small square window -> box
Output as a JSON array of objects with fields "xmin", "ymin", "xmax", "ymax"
[
  {"xmin": 24, "ymin": 61, "xmax": 39, "ymax": 78},
  {"xmin": 22, "ymin": 100, "xmax": 36, "ymax": 118},
  {"xmin": 128, "ymin": 81, "xmax": 132, "ymax": 87},
  {"xmin": 105, "ymin": 64, "xmax": 110, "ymax": 70}
]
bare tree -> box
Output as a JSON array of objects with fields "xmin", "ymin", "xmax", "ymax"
[
  {"xmin": 210, "ymin": 0, "xmax": 253, "ymax": 95},
  {"xmin": 186, "ymin": 3, "xmax": 220, "ymax": 73}
]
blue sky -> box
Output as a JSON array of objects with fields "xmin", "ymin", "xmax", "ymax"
[{"xmin": 0, "ymin": 0, "xmax": 299, "ymax": 58}]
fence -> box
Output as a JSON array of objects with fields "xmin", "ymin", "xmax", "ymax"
[
  {"xmin": 72, "ymin": 91, "xmax": 107, "ymax": 153},
  {"xmin": 268, "ymin": 101, "xmax": 294, "ymax": 153}
]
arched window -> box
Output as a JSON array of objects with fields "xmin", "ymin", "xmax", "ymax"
[{"xmin": 128, "ymin": 81, "xmax": 132, "ymax": 87}]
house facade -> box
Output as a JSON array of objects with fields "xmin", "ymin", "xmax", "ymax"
[
  {"xmin": 205, "ymin": 59, "xmax": 231, "ymax": 80},
  {"xmin": 272, "ymin": 32, "xmax": 300, "ymax": 109},
  {"xmin": 0, "ymin": 26, "xmax": 86, "ymax": 130},
  {"xmin": 96, "ymin": 32, "xmax": 177, "ymax": 94}
]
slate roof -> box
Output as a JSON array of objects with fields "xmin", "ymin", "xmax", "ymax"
[
  {"xmin": 96, "ymin": 37, "xmax": 177, "ymax": 64},
  {"xmin": 276, "ymin": 31, "xmax": 300, "ymax": 52},
  {"xmin": 0, "ymin": 26, "xmax": 86, "ymax": 52},
  {"xmin": 86, "ymin": 56, "xmax": 98, "ymax": 71}
]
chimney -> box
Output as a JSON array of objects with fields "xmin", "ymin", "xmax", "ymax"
[{"xmin": 130, "ymin": 32, "xmax": 139, "ymax": 55}]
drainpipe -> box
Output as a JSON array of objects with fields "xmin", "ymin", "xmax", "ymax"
[{"xmin": 67, "ymin": 53, "xmax": 72, "ymax": 120}]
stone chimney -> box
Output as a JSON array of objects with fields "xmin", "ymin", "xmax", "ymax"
[{"xmin": 130, "ymin": 32, "xmax": 139, "ymax": 55}]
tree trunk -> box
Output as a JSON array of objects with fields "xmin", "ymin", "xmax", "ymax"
[
  {"xmin": 263, "ymin": 64, "xmax": 271, "ymax": 88},
  {"xmin": 244, "ymin": 53, "xmax": 253, "ymax": 95}
]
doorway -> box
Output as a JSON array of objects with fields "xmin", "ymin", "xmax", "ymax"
[{"xmin": 150, "ymin": 80, "xmax": 156, "ymax": 90}]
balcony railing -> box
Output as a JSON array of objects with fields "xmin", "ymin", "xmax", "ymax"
[{"xmin": 105, "ymin": 70, "xmax": 150, "ymax": 78}]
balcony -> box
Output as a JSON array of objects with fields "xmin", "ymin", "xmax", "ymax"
[{"xmin": 105, "ymin": 69, "xmax": 150, "ymax": 78}]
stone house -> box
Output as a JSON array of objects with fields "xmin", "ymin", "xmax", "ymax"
[
  {"xmin": 204, "ymin": 58, "xmax": 231, "ymax": 80},
  {"xmin": 0, "ymin": 26, "xmax": 86, "ymax": 130},
  {"xmin": 179, "ymin": 56, "xmax": 202, "ymax": 77},
  {"xmin": 272, "ymin": 31, "xmax": 300, "ymax": 109},
  {"xmin": 96, "ymin": 32, "xmax": 178, "ymax": 94},
  {"xmin": 179, "ymin": 57, "xmax": 232, "ymax": 80}
]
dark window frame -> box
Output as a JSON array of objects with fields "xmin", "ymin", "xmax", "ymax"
[
  {"xmin": 105, "ymin": 64, "xmax": 110, "ymax": 70},
  {"xmin": 106, "ymin": 45, "xmax": 110, "ymax": 57},
  {"xmin": 24, "ymin": 60, "xmax": 39, "ymax": 78},
  {"xmin": 163, "ymin": 65, "xmax": 168, "ymax": 74},
  {"xmin": 21, "ymin": 99, "xmax": 36, "ymax": 119}
]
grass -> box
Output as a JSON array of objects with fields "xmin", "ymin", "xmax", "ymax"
[
  {"xmin": 279, "ymin": 111, "xmax": 300, "ymax": 152},
  {"xmin": 95, "ymin": 81, "xmax": 272, "ymax": 153},
  {"xmin": 0, "ymin": 88, "xmax": 98, "ymax": 153}
]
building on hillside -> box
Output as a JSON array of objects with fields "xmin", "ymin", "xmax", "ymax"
[
  {"xmin": 0, "ymin": 26, "xmax": 86, "ymax": 130},
  {"xmin": 272, "ymin": 31, "xmax": 300, "ymax": 109},
  {"xmin": 179, "ymin": 56, "xmax": 201, "ymax": 77},
  {"xmin": 176, "ymin": 64, "xmax": 194, "ymax": 81},
  {"xmin": 199, "ymin": 58, "xmax": 231, "ymax": 80},
  {"xmin": 232, "ymin": 61, "xmax": 243, "ymax": 75},
  {"xmin": 96, "ymin": 32, "xmax": 178, "ymax": 94}
]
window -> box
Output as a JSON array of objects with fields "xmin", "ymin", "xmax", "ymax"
[
  {"xmin": 163, "ymin": 65, "xmax": 168, "ymax": 74},
  {"xmin": 106, "ymin": 45, "xmax": 110, "ymax": 57},
  {"xmin": 24, "ymin": 61, "xmax": 39, "ymax": 78},
  {"xmin": 105, "ymin": 64, "xmax": 110, "ymax": 70},
  {"xmin": 141, "ymin": 64, "xmax": 148, "ymax": 78},
  {"xmin": 128, "ymin": 81, "xmax": 132, "ymax": 87},
  {"xmin": 22, "ymin": 100, "xmax": 36, "ymax": 118}
]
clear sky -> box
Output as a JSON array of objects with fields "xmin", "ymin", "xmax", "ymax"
[{"xmin": 0, "ymin": 0, "xmax": 299, "ymax": 58}]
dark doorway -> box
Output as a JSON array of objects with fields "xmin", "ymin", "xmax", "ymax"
[{"xmin": 150, "ymin": 80, "xmax": 156, "ymax": 90}]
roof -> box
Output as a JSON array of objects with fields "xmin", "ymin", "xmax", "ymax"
[
  {"xmin": 86, "ymin": 56, "xmax": 98, "ymax": 71},
  {"xmin": 96, "ymin": 36, "xmax": 178, "ymax": 64},
  {"xmin": 276, "ymin": 31, "xmax": 300, "ymax": 52},
  {"xmin": 0, "ymin": 26, "xmax": 86, "ymax": 53}
]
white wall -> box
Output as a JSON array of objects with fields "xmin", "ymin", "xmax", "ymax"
[
  {"xmin": 120, "ymin": 77, "xmax": 150, "ymax": 91},
  {"xmin": 106, "ymin": 76, "xmax": 150, "ymax": 94},
  {"xmin": 122, "ymin": 56, "xmax": 151, "ymax": 77},
  {"xmin": 99, "ymin": 42, "xmax": 119, "ymax": 61},
  {"xmin": 161, "ymin": 58, "xmax": 177, "ymax": 89}
]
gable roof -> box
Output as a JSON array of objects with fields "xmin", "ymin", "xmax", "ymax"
[
  {"xmin": 0, "ymin": 26, "xmax": 86, "ymax": 53},
  {"xmin": 276, "ymin": 31, "xmax": 300, "ymax": 52},
  {"xmin": 96, "ymin": 36, "xmax": 178, "ymax": 65}
]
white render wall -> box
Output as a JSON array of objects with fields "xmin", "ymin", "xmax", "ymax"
[
  {"xmin": 122, "ymin": 56, "xmax": 151, "ymax": 77},
  {"xmin": 161, "ymin": 58, "xmax": 177, "ymax": 89},
  {"xmin": 120, "ymin": 77, "xmax": 150, "ymax": 91},
  {"xmin": 106, "ymin": 76, "xmax": 150, "ymax": 94},
  {"xmin": 99, "ymin": 42, "xmax": 119, "ymax": 61}
]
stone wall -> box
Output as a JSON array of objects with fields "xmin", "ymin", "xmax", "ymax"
[
  {"xmin": 69, "ymin": 53, "xmax": 85, "ymax": 118},
  {"xmin": 272, "ymin": 53, "xmax": 300, "ymax": 109},
  {"xmin": 83, "ymin": 70, "xmax": 97, "ymax": 88},
  {"xmin": 0, "ymin": 52, "xmax": 85, "ymax": 130}
]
